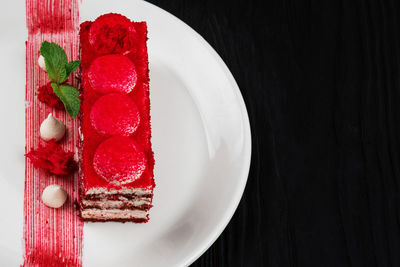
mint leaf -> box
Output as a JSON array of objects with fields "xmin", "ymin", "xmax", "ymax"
[
  {"xmin": 41, "ymin": 41, "xmax": 81, "ymax": 118},
  {"xmin": 44, "ymin": 57, "xmax": 67, "ymax": 83},
  {"xmin": 51, "ymin": 83, "xmax": 80, "ymax": 118},
  {"xmin": 65, "ymin": 60, "xmax": 81, "ymax": 77},
  {"xmin": 40, "ymin": 41, "xmax": 68, "ymax": 83}
]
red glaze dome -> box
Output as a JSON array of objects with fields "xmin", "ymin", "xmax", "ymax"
[
  {"xmin": 87, "ymin": 54, "xmax": 137, "ymax": 95},
  {"xmin": 90, "ymin": 93, "xmax": 140, "ymax": 136},
  {"xmin": 93, "ymin": 136, "xmax": 147, "ymax": 185}
]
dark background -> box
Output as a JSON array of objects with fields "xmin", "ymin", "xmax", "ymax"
[{"xmin": 147, "ymin": 1, "xmax": 400, "ymax": 266}]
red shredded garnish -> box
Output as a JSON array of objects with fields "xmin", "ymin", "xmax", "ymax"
[
  {"xmin": 88, "ymin": 13, "xmax": 136, "ymax": 55},
  {"xmin": 38, "ymin": 82, "xmax": 64, "ymax": 109},
  {"xmin": 25, "ymin": 140, "xmax": 77, "ymax": 175}
]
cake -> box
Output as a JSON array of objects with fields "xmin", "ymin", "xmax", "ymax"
[{"xmin": 79, "ymin": 13, "xmax": 155, "ymax": 222}]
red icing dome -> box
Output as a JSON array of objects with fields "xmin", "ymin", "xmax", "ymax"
[
  {"xmin": 90, "ymin": 93, "xmax": 140, "ymax": 136},
  {"xmin": 89, "ymin": 13, "xmax": 136, "ymax": 55},
  {"xmin": 87, "ymin": 54, "xmax": 137, "ymax": 94},
  {"xmin": 93, "ymin": 136, "xmax": 147, "ymax": 185}
]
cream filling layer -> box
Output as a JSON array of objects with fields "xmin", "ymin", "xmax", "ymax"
[
  {"xmin": 85, "ymin": 187, "xmax": 152, "ymax": 196},
  {"xmin": 82, "ymin": 198, "xmax": 151, "ymax": 209}
]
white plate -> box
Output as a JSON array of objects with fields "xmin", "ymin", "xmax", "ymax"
[{"xmin": 0, "ymin": 0, "xmax": 251, "ymax": 266}]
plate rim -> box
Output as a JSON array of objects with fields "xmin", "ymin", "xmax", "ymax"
[{"xmin": 140, "ymin": 1, "xmax": 252, "ymax": 265}]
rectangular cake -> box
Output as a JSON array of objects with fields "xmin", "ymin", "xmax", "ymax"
[{"xmin": 79, "ymin": 13, "xmax": 155, "ymax": 222}]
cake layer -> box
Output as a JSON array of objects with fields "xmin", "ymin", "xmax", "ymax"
[
  {"xmin": 81, "ymin": 198, "xmax": 152, "ymax": 209},
  {"xmin": 82, "ymin": 193, "xmax": 151, "ymax": 201},
  {"xmin": 81, "ymin": 208, "xmax": 148, "ymax": 221}
]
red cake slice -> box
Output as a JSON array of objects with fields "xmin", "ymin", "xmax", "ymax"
[{"xmin": 79, "ymin": 13, "xmax": 155, "ymax": 222}]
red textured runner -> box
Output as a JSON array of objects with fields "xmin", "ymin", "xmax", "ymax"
[{"xmin": 24, "ymin": 0, "xmax": 83, "ymax": 266}]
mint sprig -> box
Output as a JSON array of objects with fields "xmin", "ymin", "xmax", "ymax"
[
  {"xmin": 51, "ymin": 83, "xmax": 80, "ymax": 118},
  {"xmin": 65, "ymin": 60, "xmax": 81, "ymax": 77},
  {"xmin": 40, "ymin": 41, "xmax": 81, "ymax": 118}
]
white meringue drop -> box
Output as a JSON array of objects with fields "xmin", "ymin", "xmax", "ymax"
[
  {"xmin": 38, "ymin": 55, "xmax": 46, "ymax": 71},
  {"xmin": 40, "ymin": 113, "xmax": 66, "ymax": 142},
  {"xmin": 41, "ymin": 185, "xmax": 68, "ymax": 208}
]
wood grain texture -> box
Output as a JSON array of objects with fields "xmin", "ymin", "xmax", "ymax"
[{"xmin": 147, "ymin": 1, "xmax": 400, "ymax": 266}]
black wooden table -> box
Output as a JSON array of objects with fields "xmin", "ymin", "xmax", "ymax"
[{"xmin": 148, "ymin": 1, "xmax": 400, "ymax": 266}]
